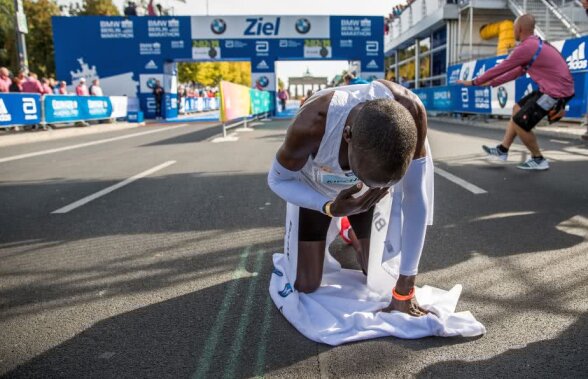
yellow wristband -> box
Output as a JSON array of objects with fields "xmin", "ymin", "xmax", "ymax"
[{"xmin": 324, "ymin": 201, "xmax": 334, "ymax": 217}]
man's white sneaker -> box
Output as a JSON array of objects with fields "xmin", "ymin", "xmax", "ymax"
[
  {"xmin": 517, "ymin": 157, "xmax": 550, "ymax": 171},
  {"xmin": 482, "ymin": 145, "xmax": 508, "ymax": 162}
]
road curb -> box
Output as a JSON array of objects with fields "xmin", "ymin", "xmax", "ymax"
[{"xmin": 431, "ymin": 117, "xmax": 586, "ymax": 141}]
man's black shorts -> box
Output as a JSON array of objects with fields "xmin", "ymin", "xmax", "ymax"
[
  {"xmin": 513, "ymin": 90, "xmax": 573, "ymax": 131},
  {"xmin": 512, "ymin": 90, "xmax": 549, "ymax": 132}
]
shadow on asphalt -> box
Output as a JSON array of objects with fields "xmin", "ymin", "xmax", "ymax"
[
  {"xmin": 417, "ymin": 313, "xmax": 588, "ymax": 378},
  {"xmin": 1, "ymin": 121, "xmax": 587, "ymax": 376},
  {"xmin": 1, "ymin": 163, "xmax": 585, "ymax": 316},
  {"xmin": 3, "ymin": 248, "xmax": 319, "ymax": 378},
  {"xmin": 140, "ymin": 124, "xmax": 223, "ymax": 146}
]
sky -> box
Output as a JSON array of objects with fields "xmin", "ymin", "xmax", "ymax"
[{"xmin": 58, "ymin": 0, "xmax": 397, "ymax": 84}]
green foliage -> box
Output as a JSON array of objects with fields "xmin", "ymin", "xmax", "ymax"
[
  {"xmin": 178, "ymin": 61, "xmax": 251, "ymax": 87},
  {"xmin": 70, "ymin": 0, "xmax": 120, "ymax": 16},
  {"xmin": 23, "ymin": 0, "xmax": 61, "ymax": 77},
  {"xmin": 0, "ymin": 0, "xmax": 16, "ymax": 71}
]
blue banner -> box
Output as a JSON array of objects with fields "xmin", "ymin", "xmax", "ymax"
[
  {"xmin": 52, "ymin": 16, "xmax": 384, "ymax": 118},
  {"xmin": 164, "ymin": 93, "xmax": 178, "ymax": 119},
  {"xmin": 44, "ymin": 95, "xmax": 113, "ymax": 123},
  {"xmin": 0, "ymin": 93, "xmax": 42, "ymax": 127},
  {"xmin": 445, "ymin": 35, "xmax": 587, "ymax": 118}
]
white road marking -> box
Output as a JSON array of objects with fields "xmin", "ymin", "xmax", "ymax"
[
  {"xmin": 549, "ymin": 139, "xmax": 571, "ymax": 145},
  {"xmin": 474, "ymin": 211, "xmax": 536, "ymax": 221},
  {"xmin": 0, "ymin": 124, "xmax": 186, "ymax": 164},
  {"xmin": 51, "ymin": 160, "xmax": 176, "ymax": 214},
  {"xmin": 435, "ymin": 167, "xmax": 488, "ymax": 194}
]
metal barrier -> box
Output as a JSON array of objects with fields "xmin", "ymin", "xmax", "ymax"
[
  {"xmin": 0, "ymin": 93, "xmax": 42, "ymax": 129},
  {"xmin": 0, "ymin": 93, "xmax": 129, "ymax": 129},
  {"xmin": 221, "ymin": 111, "xmax": 271, "ymax": 138}
]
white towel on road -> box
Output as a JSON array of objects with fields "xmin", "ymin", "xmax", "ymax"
[{"xmin": 269, "ymin": 196, "xmax": 486, "ymax": 346}]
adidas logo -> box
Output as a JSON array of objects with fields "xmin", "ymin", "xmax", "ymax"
[
  {"xmin": 566, "ymin": 42, "xmax": 587, "ymax": 70},
  {"xmin": 366, "ymin": 60, "xmax": 378, "ymax": 69},
  {"xmin": 524, "ymin": 84, "xmax": 534, "ymax": 96},
  {"xmin": 256, "ymin": 60, "xmax": 269, "ymax": 69},
  {"xmin": 476, "ymin": 64, "xmax": 486, "ymax": 77},
  {"xmin": 145, "ymin": 60, "xmax": 158, "ymax": 69}
]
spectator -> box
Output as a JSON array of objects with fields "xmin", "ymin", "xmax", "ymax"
[
  {"xmin": 583, "ymin": 1, "xmax": 588, "ymax": 140},
  {"xmin": 76, "ymin": 78, "xmax": 89, "ymax": 96},
  {"xmin": 124, "ymin": 1, "xmax": 137, "ymax": 16},
  {"xmin": 22, "ymin": 72, "xmax": 43, "ymax": 93},
  {"xmin": 89, "ymin": 79, "xmax": 103, "ymax": 96},
  {"xmin": 9, "ymin": 77, "xmax": 23, "ymax": 93},
  {"xmin": 49, "ymin": 78, "xmax": 59, "ymax": 94},
  {"xmin": 0, "ymin": 67, "xmax": 11, "ymax": 93},
  {"xmin": 58, "ymin": 81, "xmax": 68, "ymax": 95},
  {"xmin": 300, "ymin": 89, "xmax": 313, "ymax": 107},
  {"xmin": 277, "ymin": 87, "xmax": 289, "ymax": 112},
  {"xmin": 152, "ymin": 79, "xmax": 164, "ymax": 119},
  {"xmin": 399, "ymin": 76, "xmax": 410, "ymax": 88},
  {"xmin": 343, "ymin": 73, "xmax": 369, "ymax": 85},
  {"xmin": 40, "ymin": 78, "xmax": 53, "ymax": 95},
  {"xmin": 147, "ymin": 0, "xmax": 156, "ymax": 15}
]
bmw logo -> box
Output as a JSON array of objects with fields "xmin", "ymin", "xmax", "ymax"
[
  {"xmin": 462, "ymin": 67, "xmax": 470, "ymax": 80},
  {"xmin": 210, "ymin": 18, "xmax": 226, "ymax": 35},
  {"xmin": 146, "ymin": 77, "xmax": 157, "ymax": 89},
  {"xmin": 208, "ymin": 47, "xmax": 217, "ymax": 59},
  {"xmin": 256, "ymin": 76, "xmax": 270, "ymax": 88},
  {"xmin": 497, "ymin": 86, "xmax": 508, "ymax": 108},
  {"xmin": 295, "ymin": 18, "xmax": 311, "ymax": 34},
  {"xmin": 320, "ymin": 47, "xmax": 329, "ymax": 58}
]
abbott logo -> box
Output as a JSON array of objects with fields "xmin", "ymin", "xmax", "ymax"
[
  {"xmin": 0, "ymin": 98, "xmax": 11, "ymax": 122},
  {"xmin": 23, "ymin": 98, "xmax": 38, "ymax": 120},
  {"xmin": 566, "ymin": 42, "xmax": 587, "ymax": 70}
]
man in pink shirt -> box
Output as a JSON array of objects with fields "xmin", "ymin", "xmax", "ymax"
[
  {"xmin": 76, "ymin": 78, "xmax": 89, "ymax": 96},
  {"xmin": 458, "ymin": 14, "xmax": 574, "ymax": 171},
  {"xmin": 58, "ymin": 81, "xmax": 68, "ymax": 95},
  {"xmin": 0, "ymin": 67, "xmax": 11, "ymax": 93},
  {"xmin": 21, "ymin": 72, "xmax": 44, "ymax": 94}
]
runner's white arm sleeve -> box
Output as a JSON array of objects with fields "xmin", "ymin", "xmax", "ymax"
[
  {"xmin": 268, "ymin": 157, "xmax": 331, "ymax": 212},
  {"xmin": 399, "ymin": 157, "xmax": 429, "ymax": 276}
]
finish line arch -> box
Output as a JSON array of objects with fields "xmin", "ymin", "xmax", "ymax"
[{"xmin": 52, "ymin": 15, "xmax": 384, "ymax": 119}]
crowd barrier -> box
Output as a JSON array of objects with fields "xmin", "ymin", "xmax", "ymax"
[
  {"xmin": 0, "ymin": 93, "xmax": 42, "ymax": 128},
  {"xmin": 181, "ymin": 97, "xmax": 219, "ymax": 114},
  {"xmin": 440, "ymin": 35, "xmax": 588, "ymax": 119},
  {"xmin": 0, "ymin": 93, "xmax": 129, "ymax": 128}
]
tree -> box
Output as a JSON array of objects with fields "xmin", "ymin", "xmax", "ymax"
[
  {"xmin": 23, "ymin": 0, "xmax": 61, "ymax": 77},
  {"xmin": 70, "ymin": 0, "xmax": 120, "ymax": 16},
  {"xmin": 277, "ymin": 77, "xmax": 285, "ymax": 90},
  {"xmin": 178, "ymin": 61, "xmax": 251, "ymax": 87},
  {"xmin": 0, "ymin": 0, "xmax": 16, "ymax": 71}
]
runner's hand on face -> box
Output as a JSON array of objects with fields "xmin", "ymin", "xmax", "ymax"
[{"xmin": 330, "ymin": 183, "xmax": 388, "ymax": 217}]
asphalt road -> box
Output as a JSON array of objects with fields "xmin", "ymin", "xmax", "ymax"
[{"xmin": 0, "ymin": 118, "xmax": 587, "ymax": 378}]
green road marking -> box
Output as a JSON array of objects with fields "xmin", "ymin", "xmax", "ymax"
[
  {"xmin": 254, "ymin": 268, "xmax": 275, "ymax": 378},
  {"xmin": 223, "ymin": 250, "xmax": 265, "ymax": 379},
  {"xmin": 193, "ymin": 247, "xmax": 251, "ymax": 379}
]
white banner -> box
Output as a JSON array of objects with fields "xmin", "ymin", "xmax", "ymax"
[
  {"xmin": 109, "ymin": 96, "xmax": 128, "ymax": 118},
  {"xmin": 490, "ymin": 81, "xmax": 516, "ymax": 116},
  {"xmin": 139, "ymin": 74, "xmax": 164, "ymax": 94},
  {"xmin": 191, "ymin": 16, "xmax": 329, "ymax": 39}
]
